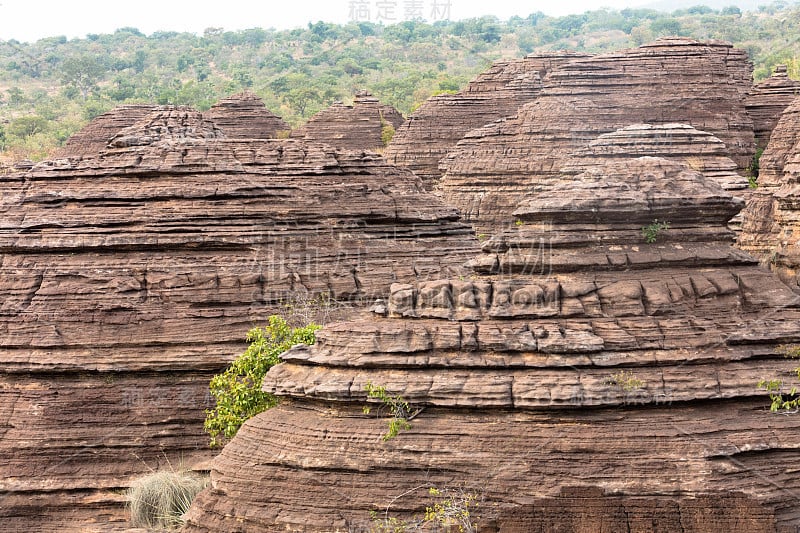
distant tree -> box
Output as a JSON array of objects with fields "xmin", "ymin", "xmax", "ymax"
[
  {"xmin": 60, "ymin": 55, "xmax": 106, "ymax": 100},
  {"xmin": 8, "ymin": 115, "xmax": 48, "ymax": 138},
  {"xmin": 651, "ymin": 17, "xmax": 682, "ymax": 35}
]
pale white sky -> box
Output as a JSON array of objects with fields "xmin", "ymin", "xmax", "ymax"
[{"xmin": 0, "ymin": 0, "xmax": 650, "ymax": 42}]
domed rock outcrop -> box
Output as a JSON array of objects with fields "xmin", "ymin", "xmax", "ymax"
[
  {"xmin": 739, "ymin": 96, "xmax": 800, "ymax": 288},
  {"xmin": 184, "ymin": 156, "xmax": 800, "ymax": 532},
  {"xmin": 745, "ymin": 65, "xmax": 800, "ymax": 149},
  {"xmin": 58, "ymin": 104, "xmax": 159, "ymax": 157},
  {"xmin": 290, "ymin": 91, "xmax": 405, "ymax": 152},
  {"xmin": 383, "ymin": 52, "xmax": 589, "ymax": 189},
  {"xmin": 204, "ymin": 91, "xmax": 289, "ymax": 139},
  {"xmin": 0, "ymin": 106, "xmax": 478, "ymax": 530},
  {"xmin": 440, "ymin": 38, "xmax": 756, "ymax": 233}
]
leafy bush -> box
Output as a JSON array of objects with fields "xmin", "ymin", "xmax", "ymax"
[
  {"xmin": 204, "ymin": 316, "xmax": 319, "ymax": 447},
  {"xmin": 641, "ymin": 219, "xmax": 669, "ymax": 244},
  {"xmin": 127, "ymin": 470, "xmax": 208, "ymax": 530}
]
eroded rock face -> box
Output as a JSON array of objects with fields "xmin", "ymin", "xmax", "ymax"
[
  {"xmin": 739, "ymin": 96, "xmax": 800, "ymax": 288},
  {"xmin": 204, "ymin": 91, "xmax": 289, "ymax": 139},
  {"xmin": 184, "ymin": 157, "xmax": 800, "ymax": 532},
  {"xmin": 440, "ymin": 38, "xmax": 756, "ymax": 232},
  {"xmin": 58, "ymin": 104, "xmax": 159, "ymax": 157},
  {"xmin": 0, "ymin": 107, "xmax": 478, "ymax": 530},
  {"xmin": 562, "ymin": 123, "xmax": 748, "ymax": 192},
  {"xmin": 290, "ymin": 92, "xmax": 405, "ymax": 151},
  {"xmin": 383, "ymin": 52, "xmax": 588, "ymax": 188},
  {"xmin": 745, "ymin": 65, "xmax": 800, "ymax": 150}
]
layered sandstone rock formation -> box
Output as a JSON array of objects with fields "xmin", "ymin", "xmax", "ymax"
[
  {"xmin": 184, "ymin": 156, "xmax": 800, "ymax": 532},
  {"xmin": 739, "ymin": 96, "xmax": 800, "ymax": 287},
  {"xmin": 0, "ymin": 107, "xmax": 477, "ymax": 530},
  {"xmin": 745, "ymin": 65, "xmax": 800, "ymax": 149},
  {"xmin": 290, "ymin": 91, "xmax": 404, "ymax": 151},
  {"xmin": 384, "ymin": 52, "xmax": 589, "ymax": 188},
  {"xmin": 440, "ymin": 38, "xmax": 756, "ymax": 232},
  {"xmin": 204, "ymin": 91, "xmax": 289, "ymax": 139},
  {"xmin": 58, "ymin": 104, "xmax": 158, "ymax": 157},
  {"xmin": 561, "ymin": 123, "xmax": 749, "ymax": 192}
]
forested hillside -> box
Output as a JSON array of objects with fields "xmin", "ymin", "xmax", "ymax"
[{"xmin": 1, "ymin": 1, "xmax": 799, "ymax": 161}]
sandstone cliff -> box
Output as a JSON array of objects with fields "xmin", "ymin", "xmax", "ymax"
[
  {"xmin": 739, "ymin": 96, "xmax": 800, "ymax": 288},
  {"xmin": 0, "ymin": 106, "xmax": 478, "ymax": 530},
  {"xmin": 440, "ymin": 38, "xmax": 756, "ymax": 233},
  {"xmin": 745, "ymin": 65, "xmax": 800, "ymax": 150},
  {"xmin": 290, "ymin": 91, "xmax": 404, "ymax": 151},
  {"xmin": 383, "ymin": 52, "xmax": 588, "ymax": 189},
  {"xmin": 184, "ymin": 156, "xmax": 800, "ymax": 532}
]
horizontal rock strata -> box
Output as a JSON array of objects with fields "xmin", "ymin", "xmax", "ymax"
[
  {"xmin": 0, "ymin": 107, "xmax": 477, "ymax": 530},
  {"xmin": 739, "ymin": 96, "xmax": 800, "ymax": 289},
  {"xmin": 440, "ymin": 38, "xmax": 756, "ymax": 233},
  {"xmin": 204, "ymin": 91, "xmax": 289, "ymax": 139},
  {"xmin": 184, "ymin": 157, "xmax": 800, "ymax": 532},
  {"xmin": 745, "ymin": 65, "xmax": 800, "ymax": 149},
  {"xmin": 384, "ymin": 52, "xmax": 588, "ymax": 188},
  {"xmin": 290, "ymin": 92, "xmax": 404, "ymax": 152},
  {"xmin": 57, "ymin": 104, "xmax": 158, "ymax": 157}
]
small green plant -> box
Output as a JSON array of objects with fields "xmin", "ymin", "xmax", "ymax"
[
  {"xmin": 204, "ymin": 316, "xmax": 319, "ymax": 447},
  {"xmin": 363, "ymin": 381, "xmax": 415, "ymax": 441},
  {"xmin": 514, "ymin": 219, "xmax": 524, "ymax": 227},
  {"xmin": 777, "ymin": 344, "xmax": 800, "ymax": 358},
  {"xmin": 380, "ymin": 111, "xmax": 396, "ymax": 147},
  {"xmin": 369, "ymin": 485, "xmax": 480, "ymax": 532},
  {"xmin": 641, "ymin": 219, "xmax": 669, "ymax": 244},
  {"xmin": 605, "ymin": 370, "xmax": 645, "ymax": 392},
  {"xmin": 748, "ymin": 147, "xmax": 764, "ymax": 180},
  {"xmin": 127, "ymin": 470, "xmax": 208, "ymax": 530},
  {"xmin": 424, "ymin": 487, "xmax": 479, "ymax": 533},
  {"xmin": 369, "ymin": 510, "xmax": 413, "ymax": 532},
  {"xmin": 748, "ymin": 175, "xmax": 759, "ymax": 189},
  {"xmin": 758, "ymin": 378, "xmax": 800, "ymax": 412},
  {"xmin": 476, "ymin": 233, "xmax": 488, "ymax": 242}
]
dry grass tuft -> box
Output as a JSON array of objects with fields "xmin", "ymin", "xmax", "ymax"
[{"xmin": 127, "ymin": 470, "xmax": 208, "ymax": 530}]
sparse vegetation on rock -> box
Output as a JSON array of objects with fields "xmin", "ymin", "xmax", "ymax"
[
  {"xmin": 204, "ymin": 316, "xmax": 319, "ymax": 447},
  {"xmin": 127, "ymin": 470, "xmax": 208, "ymax": 530}
]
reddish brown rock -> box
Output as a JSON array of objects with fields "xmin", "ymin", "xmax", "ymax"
[
  {"xmin": 0, "ymin": 107, "xmax": 478, "ymax": 530},
  {"xmin": 562, "ymin": 123, "xmax": 748, "ymax": 192},
  {"xmin": 204, "ymin": 91, "xmax": 289, "ymax": 139},
  {"xmin": 384, "ymin": 52, "xmax": 588, "ymax": 188},
  {"xmin": 746, "ymin": 65, "xmax": 800, "ymax": 149},
  {"xmin": 57, "ymin": 104, "xmax": 158, "ymax": 157},
  {"xmin": 183, "ymin": 156, "xmax": 800, "ymax": 532},
  {"xmin": 440, "ymin": 38, "xmax": 756, "ymax": 233},
  {"xmin": 290, "ymin": 91, "xmax": 404, "ymax": 151},
  {"xmin": 739, "ymin": 96, "xmax": 800, "ymax": 288}
]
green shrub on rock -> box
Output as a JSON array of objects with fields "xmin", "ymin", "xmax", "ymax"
[{"xmin": 204, "ymin": 315, "xmax": 319, "ymax": 447}]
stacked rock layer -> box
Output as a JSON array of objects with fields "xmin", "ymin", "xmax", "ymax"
[
  {"xmin": 204, "ymin": 91, "xmax": 290, "ymax": 139},
  {"xmin": 384, "ymin": 52, "xmax": 589, "ymax": 188},
  {"xmin": 290, "ymin": 92, "xmax": 405, "ymax": 152},
  {"xmin": 57, "ymin": 104, "xmax": 158, "ymax": 157},
  {"xmin": 0, "ymin": 107, "xmax": 478, "ymax": 530},
  {"xmin": 440, "ymin": 38, "xmax": 756, "ymax": 233},
  {"xmin": 184, "ymin": 157, "xmax": 800, "ymax": 532},
  {"xmin": 739, "ymin": 97, "xmax": 800, "ymax": 288},
  {"xmin": 745, "ymin": 65, "xmax": 800, "ymax": 149}
]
